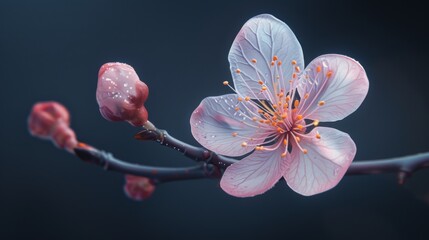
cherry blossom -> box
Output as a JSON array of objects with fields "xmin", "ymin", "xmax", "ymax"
[
  {"xmin": 97, "ymin": 62, "xmax": 149, "ymax": 127},
  {"xmin": 28, "ymin": 101, "xmax": 78, "ymax": 153},
  {"xmin": 124, "ymin": 175, "xmax": 155, "ymax": 201},
  {"xmin": 190, "ymin": 14, "xmax": 369, "ymax": 197}
]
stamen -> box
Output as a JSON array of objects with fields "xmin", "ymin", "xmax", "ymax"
[
  {"xmin": 237, "ymin": 97, "xmax": 243, "ymax": 102},
  {"xmin": 294, "ymin": 100, "xmax": 300, "ymax": 108},
  {"xmin": 296, "ymin": 115, "xmax": 303, "ymax": 120},
  {"xmin": 271, "ymin": 61, "xmax": 275, "ymax": 66},
  {"xmin": 318, "ymin": 101, "xmax": 325, "ymax": 106},
  {"xmin": 235, "ymin": 107, "xmax": 240, "ymax": 111},
  {"xmin": 223, "ymin": 81, "xmax": 229, "ymax": 86},
  {"xmin": 304, "ymin": 93, "xmax": 309, "ymax": 99},
  {"xmin": 315, "ymin": 132, "xmax": 321, "ymax": 139},
  {"xmin": 302, "ymin": 149, "xmax": 308, "ymax": 154},
  {"xmin": 258, "ymin": 80, "xmax": 263, "ymax": 85},
  {"xmin": 281, "ymin": 152, "xmax": 287, "ymax": 158},
  {"xmin": 261, "ymin": 86, "xmax": 267, "ymax": 91},
  {"xmin": 291, "ymin": 60, "xmax": 297, "ymax": 65},
  {"xmin": 313, "ymin": 120, "xmax": 319, "ymax": 126},
  {"xmin": 251, "ymin": 58, "xmax": 257, "ymax": 63},
  {"xmin": 272, "ymin": 56, "xmax": 278, "ymax": 61},
  {"xmin": 296, "ymin": 124, "xmax": 303, "ymax": 130},
  {"xmin": 232, "ymin": 132, "xmax": 238, "ymax": 137},
  {"xmin": 277, "ymin": 61, "xmax": 282, "ymax": 66},
  {"xmin": 326, "ymin": 71, "xmax": 333, "ymax": 78},
  {"xmin": 283, "ymin": 139, "xmax": 288, "ymax": 146},
  {"xmin": 236, "ymin": 69, "xmax": 241, "ymax": 74},
  {"xmin": 241, "ymin": 142, "xmax": 248, "ymax": 147},
  {"xmin": 245, "ymin": 96, "xmax": 250, "ymax": 101},
  {"xmin": 281, "ymin": 113, "xmax": 287, "ymax": 119},
  {"xmin": 316, "ymin": 66, "xmax": 322, "ymax": 73},
  {"xmin": 295, "ymin": 66, "xmax": 301, "ymax": 72},
  {"xmin": 252, "ymin": 117, "xmax": 257, "ymax": 121}
]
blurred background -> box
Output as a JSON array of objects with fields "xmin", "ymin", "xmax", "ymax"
[{"xmin": 1, "ymin": 0, "xmax": 428, "ymax": 239}]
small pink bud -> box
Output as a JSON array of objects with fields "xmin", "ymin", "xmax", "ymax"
[
  {"xmin": 96, "ymin": 62, "xmax": 149, "ymax": 127},
  {"xmin": 124, "ymin": 175, "xmax": 155, "ymax": 201},
  {"xmin": 28, "ymin": 101, "xmax": 78, "ymax": 153}
]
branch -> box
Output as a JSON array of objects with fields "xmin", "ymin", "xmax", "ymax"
[
  {"xmin": 74, "ymin": 147, "xmax": 221, "ymax": 183},
  {"xmin": 70, "ymin": 125, "xmax": 429, "ymax": 184}
]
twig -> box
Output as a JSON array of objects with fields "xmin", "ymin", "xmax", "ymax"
[{"xmin": 71, "ymin": 126, "xmax": 429, "ymax": 185}]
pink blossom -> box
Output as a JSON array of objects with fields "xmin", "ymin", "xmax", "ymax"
[
  {"xmin": 190, "ymin": 14, "xmax": 369, "ymax": 197},
  {"xmin": 28, "ymin": 101, "xmax": 78, "ymax": 153},
  {"xmin": 96, "ymin": 62, "xmax": 149, "ymax": 127},
  {"xmin": 124, "ymin": 175, "xmax": 155, "ymax": 201}
]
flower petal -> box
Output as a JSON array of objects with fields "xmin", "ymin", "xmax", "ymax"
[
  {"xmin": 220, "ymin": 145, "xmax": 289, "ymax": 197},
  {"xmin": 190, "ymin": 94, "xmax": 272, "ymax": 157},
  {"xmin": 284, "ymin": 127, "xmax": 356, "ymax": 196},
  {"xmin": 297, "ymin": 54, "xmax": 369, "ymax": 122},
  {"xmin": 229, "ymin": 14, "xmax": 304, "ymax": 100}
]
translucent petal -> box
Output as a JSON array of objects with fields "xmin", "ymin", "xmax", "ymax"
[
  {"xmin": 220, "ymin": 145, "xmax": 289, "ymax": 197},
  {"xmin": 297, "ymin": 54, "xmax": 369, "ymax": 122},
  {"xmin": 190, "ymin": 94, "xmax": 272, "ymax": 157},
  {"xmin": 284, "ymin": 127, "xmax": 356, "ymax": 196},
  {"xmin": 229, "ymin": 14, "xmax": 304, "ymax": 100}
]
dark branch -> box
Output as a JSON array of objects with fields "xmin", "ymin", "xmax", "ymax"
[
  {"xmin": 69, "ymin": 125, "xmax": 429, "ymax": 184},
  {"xmin": 74, "ymin": 147, "xmax": 221, "ymax": 183}
]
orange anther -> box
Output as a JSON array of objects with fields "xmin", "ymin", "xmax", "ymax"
[
  {"xmin": 326, "ymin": 71, "xmax": 333, "ymax": 78},
  {"xmin": 313, "ymin": 120, "xmax": 319, "ymax": 126},
  {"xmin": 283, "ymin": 139, "xmax": 288, "ymax": 146},
  {"xmin": 296, "ymin": 114, "xmax": 303, "ymax": 120},
  {"xmin": 262, "ymin": 86, "xmax": 267, "ymax": 91},
  {"xmin": 251, "ymin": 58, "xmax": 257, "ymax": 63},
  {"xmin": 281, "ymin": 113, "xmax": 287, "ymax": 119},
  {"xmin": 316, "ymin": 133, "xmax": 321, "ymax": 139},
  {"xmin": 241, "ymin": 142, "xmax": 248, "ymax": 147},
  {"xmin": 237, "ymin": 97, "xmax": 243, "ymax": 101},
  {"xmin": 295, "ymin": 66, "xmax": 301, "ymax": 72},
  {"xmin": 316, "ymin": 66, "xmax": 322, "ymax": 73},
  {"xmin": 252, "ymin": 117, "xmax": 257, "ymax": 121},
  {"xmin": 273, "ymin": 56, "xmax": 278, "ymax": 61},
  {"xmin": 277, "ymin": 61, "xmax": 282, "ymax": 66},
  {"xmin": 235, "ymin": 107, "xmax": 240, "ymax": 111},
  {"xmin": 223, "ymin": 81, "xmax": 229, "ymax": 86},
  {"xmin": 302, "ymin": 149, "xmax": 308, "ymax": 154},
  {"xmin": 294, "ymin": 100, "xmax": 300, "ymax": 108},
  {"xmin": 271, "ymin": 61, "xmax": 275, "ymax": 66},
  {"xmin": 304, "ymin": 93, "xmax": 309, "ymax": 99},
  {"xmin": 258, "ymin": 80, "xmax": 263, "ymax": 85},
  {"xmin": 281, "ymin": 152, "xmax": 287, "ymax": 158},
  {"xmin": 318, "ymin": 101, "xmax": 325, "ymax": 106},
  {"xmin": 292, "ymin": 73, "xmax": 297, "ymax": 79},
  {"xmin": 291, "ymin": 60, "xmax": 297, "ymax": 65},
  {"xmin": 245, "ymin": 96, "xmax": 250, "ymax": 101},
  {"xmin": 232, "ymin": 132, "xmax": 238, "ymax": 137},
  {"xmin": 236, "ymin": 69, "xmax": 241, "ymax": 73}
]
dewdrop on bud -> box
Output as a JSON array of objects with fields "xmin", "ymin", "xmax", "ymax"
[
  {"xmin": 28, "ymin": 101, "xmax": 78, "ymax": 153},
  {"xmin": 123, "ymin": 175, "xmax": 155, "ymax": 201},
  {"xmin": 96, "ymin": 62, "xmax": 149, "ymax": 127}
]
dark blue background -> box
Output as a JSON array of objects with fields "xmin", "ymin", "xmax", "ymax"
[{"xmin": 1, "ymin": 0, "xmax": 429, "ymax": 239}]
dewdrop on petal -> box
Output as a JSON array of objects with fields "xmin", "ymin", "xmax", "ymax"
[{"xmin": 96, "ymin": 62, "xmax": 149, "ymax": 127}]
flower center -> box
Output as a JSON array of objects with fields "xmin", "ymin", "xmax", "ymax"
[{"xmin": 224, "ymin": 56, "xmax": 332, "ymax": 158}]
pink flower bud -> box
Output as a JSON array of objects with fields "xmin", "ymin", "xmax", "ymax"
[
  {"xmin": 123, "ymin": 175, "xmax": 155, "ymax": 201},
  {"xmin": 28, "ymin": 101, "xmax": 78, "ymax": 153},
  {"xmin": 96, "ymin": 62, "xmax": 149, "ymax": 127}
]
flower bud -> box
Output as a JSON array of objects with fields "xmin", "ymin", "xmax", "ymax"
[
  {"xmin": 123, "ymin": 175, "xmax": 155, "ymax": 201},
  {"xmin": 96, "ymin": 62, "xmax": 149, "ymax": 127},
  {"xmin": 28, "ymin": 101, "xmax": 78, "ymax": 153}
]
